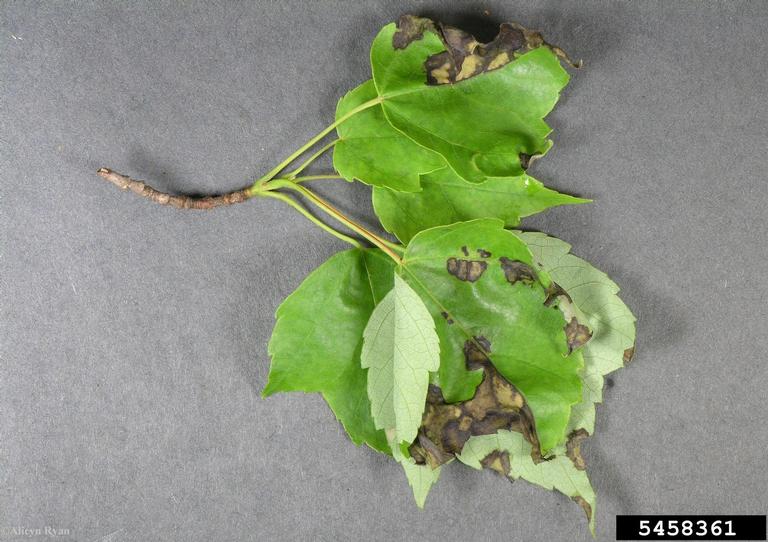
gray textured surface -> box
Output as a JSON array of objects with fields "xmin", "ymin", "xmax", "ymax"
[{"xmin": 2, "ymin": 1, "xmax": 767, "ymax": 541}]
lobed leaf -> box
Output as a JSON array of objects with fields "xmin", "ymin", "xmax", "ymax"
[
  {"xmin": 457, "ymin": 429, "xmax": 596, "ymax": 534},
  {"xmin": 401, "ymin": 219, "xmax": 583, "ymax": 452},
  {"xmin": 515, "ymin": 232, "xmax": 636, "ymax": 436},
  {"xmin": 333, "ymin": 80, "xmax": 445, "ymax": 192},
  {"xmin": 373, "ymin": 167, "xmax": 588, "ymax": 244},
  {"xmin": 371, "ymin": 19, "xmax": 570, "ymax": 183},
  {"xmin": 335, "ymin": 16, "xmax": 582, "ymax": 235},
  {"xmin": 263, "ymin": 249, "xmax": 395, "ymax": 453}
]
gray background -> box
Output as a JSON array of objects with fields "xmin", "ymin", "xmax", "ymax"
[{"xmin": 2, "ymin": 1, "xmax": 767, "ymax": 541}]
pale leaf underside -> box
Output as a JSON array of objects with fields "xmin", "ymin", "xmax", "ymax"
[
  {"xmin": 361, "ymin": 273, "xmax": 441, "ymax": 445},
  {"xmin": 458, "ymin": 429, "xmax": 596, "ymax": 534}
]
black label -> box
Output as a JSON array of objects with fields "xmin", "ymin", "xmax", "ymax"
[{"xmin": 616, "ymin": 515, "xmax": 766, "ymax": 540}]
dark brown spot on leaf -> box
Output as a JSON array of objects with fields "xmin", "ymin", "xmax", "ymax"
[
  {"xmin": 425, "ymin": 22, "xmax": 525, "ymax": 85},
  {"xmin": 439, "ymin": 419, "xmax": 472, "ymax": 454},
  {"xmin": 564, "ymin": 317, "xmax": 592, "ymax": 353},
  {"xmin": 515, "ymin": 23, "xmax": 582, "ymax": 68},
  {"xmin": 520, "ymin": 152, "xmax": 544, "ymax": 170},
  {"xmin": 481, "ymin": 450, "xmax": 511, "ymax": 476},
  {"xmin": 470, "ymin": 411, "xmax": 520, "ymax": 436},
  {"xmin": 544, "ymin": 281, "xmax": 571, "ymax": 307},
  {"xmin": 499, "ymin": 257, "xmax": 537, "ymax": 286},
  {"xmin": 477, "ymin": 248, "xmax": 492, "ymax": 258},
  {"xmin": 458, "ymin": 416, "xmax": 473, "ymax": 432},
  {"xmin": 464, "ymin": 336, "xmax": 491, "ymax": 368},
  {"xmin": 461, "ymin": 245, "xmax": 469, "ymax": 256},
  {"xmin": 415, "ymin": 432, "xmax": 453, "ymax": 469},
  {"xmin": 392, "ymin": 15, "xmax": 436, "ymax": 49},
  {"xmin": 623, "ymin": 346, "xmax": 635, "ymax": 364},
  {"xmin": 424, "ymin": 53, "xmax": 455, "ymax": 86},
  {"xmin": 421, "ymin": 18, "xmax": 580, "ymax": 87},
  {"xmin": 426, "ymin": 384, "xmax": 444, "ymax": 405},
  {"xmin": 440, "ymin": 311, "xmax": 454, "ymax": 324},
  {"xmin": 412, "ymin": 337, "xmax": 542, "ymax": 465},
  {"xmin": 565, "ymin": 429, "xmax": 589, "ymax": 471},
  {"xmin": 410, "ymin": 446, "xmax": 425, "ymax": 465},
  {"xmin": 447, "ymin": 257, "xmax": 487, "ymax": 282},
  {"xmin": 572, "ymin": 496, "xmax": 593, "ymax": 522}
]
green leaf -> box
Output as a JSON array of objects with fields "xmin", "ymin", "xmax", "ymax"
[
  {"xmin": 401, "ymin": 219, "xmax": 583, "ymax": 452},
  {"xmin": 457, "ymin": 429, "xmax": 596, "ymax": 534},
  {"xmin": 392, "ymin": 438, "xmax": 441, "ymax": 508},
  {"xmin": 373, "ymin": 167, "xmax": 588, "ymax": 244},
  {"xmin": 516, "ymin": 232, "xmax": 637, "ymax": 435},
  {"xmin": 263, "ymin": 249, "xmax": 395, "ymax": 454},
  {"xmin": 361, "ymin": 273, "xmax": 440, "ymax": 444},
  {"xmin": 370, "ymin": 20, "xmax": 569, "ymax": 183},
  {"xmin": 333, "ymin": 80, "xmax": 445, "ymax": 192}
]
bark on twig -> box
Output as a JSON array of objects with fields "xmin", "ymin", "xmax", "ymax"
[{"xmin": 96, "ymin": 168, "xmax": 252, "ymax": 209}]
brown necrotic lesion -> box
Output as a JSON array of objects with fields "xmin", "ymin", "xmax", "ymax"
[
  {"xmin": 565, "ymin": 428, "xmax": 590, "ymax": 470},
  {"xmin": 480, "ymin": 450, "xmax": 511, "ymax": 476},
  {"xmin": 439, "ymin": 311, "xmax": 454, "ymax": 324},
  {"xmin": 391, "ymin": 14, "xmax": 581, "ymax": 88},
  {"xmin": 544, "ymin": 281, "xmax": 570, "ymax": 306},
  {"xmin": 446, "ymin": 257, "xmax": 488, "ymax": 282},
  {"xmin": 623, "ymin": 346, "xmax": 635, "ymax": 363},
  {"xmin": 409, "ymin": 338, "xmax": 542, "ymax": 469},
  {"xmin": 564, "ymin": 317, "xmax": 592, "ymax": 354},
  {"xmin": 499, "ymin": 257, "xmax": 537, "ymax": 285},
  {"xmin": 572, "ymin": 496, "xmax": 593, "ymax": 521},
  {"xmin": 409, "ymin": 335, "xmax": 593, "ymax": 490},
  {"xmin": 425, "ymin": 22, "xmax": 526, "ymax": 85},
  {"xmin": 391, "ymin": 14, "xmax": 437, "ymax": 49}
]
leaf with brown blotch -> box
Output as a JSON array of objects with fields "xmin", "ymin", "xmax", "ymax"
[
  {"xmin": 458, "ymin": 429, "xmax": 597, "ymax": 535},
  {"xmin": 371, "ymin": 17, "xmax": 571, "ymax": 183},
  {"xmin": 516, "ymin": 232, "xmax": 637, "ymax": 436}
]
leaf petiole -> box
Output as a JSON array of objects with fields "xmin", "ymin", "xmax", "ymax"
[
  {"xmin": 291, "ymin": 174, "xmax": 346, "ymax": 184},
  {"xmin": 376, "ymin": 236, "xmax": 405, "ymax": 254},
  {"xmin": 267, "ymin": 179, "xmax": 402, "ymax": 263},
  {"xmin": 260, "ymin": 191, "xmax": 362, "ymax": 249},
  {"xmin": 252, "ymin": 96, "xmax": 382, "ymax": 189},
  {"xmin": 285, "ymin": 140, "xmax": 339, "ymax": 179}
]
